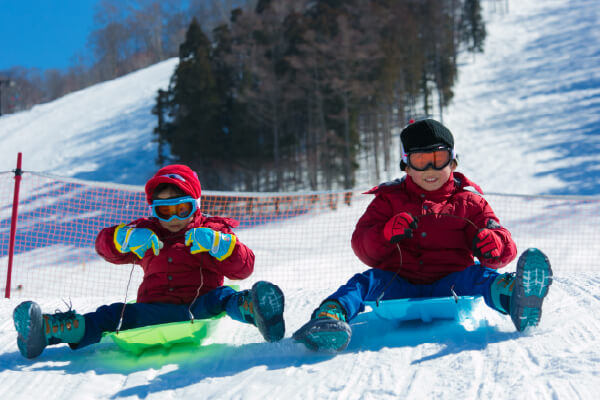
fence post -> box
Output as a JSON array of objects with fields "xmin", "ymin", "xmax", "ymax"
[{"xmin": 5, "ymin": 152, "xmax": 22, "ymax": 298}]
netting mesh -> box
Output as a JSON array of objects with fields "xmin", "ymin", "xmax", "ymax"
[{"xmin": 1, "ymin": 171, "xmax": 599, "ymax": 302}]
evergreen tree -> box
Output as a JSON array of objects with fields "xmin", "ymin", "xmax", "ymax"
[
  {"xmin": 213, "ymin": 17, "xmax": 265, "ymax": 191},
  {"xmin": 151, "ymin": 88, "xmax": 171, "ymax": 166},
  {"xmin": 151, "ymin": 0, "xmax": 488, "ymax": 192},
  {"xmin": 460, "ymin": 0, "xmax": 486, "ymax": 53},
  {"xmin": 168, "ymin": 18, "xmax": 224, "ymax": 186}
]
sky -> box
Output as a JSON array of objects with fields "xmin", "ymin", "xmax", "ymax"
[
  {"xmin": 0, "ymin": 0, "xmax": 98, "ymax": 71},
  {"xmin": 0, "ymin": 0, "xmax": 599, "ymax": 399}
]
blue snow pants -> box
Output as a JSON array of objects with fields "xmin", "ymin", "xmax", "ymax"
[
  {"xmin": 328, "ymin": 264, "xmax": 501, "ymax": 321},
  {"xmin": 72, "ymin": 285, "xmax": 246, "ymax": 349}
]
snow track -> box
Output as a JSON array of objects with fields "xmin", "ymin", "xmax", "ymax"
[
  {"xmin": 1, "ymin": 276, "xmax": 598, "ymax": 399},
  {"xmin": 1, "ymin": 0, "xmax": 599, "ymax": 398}
]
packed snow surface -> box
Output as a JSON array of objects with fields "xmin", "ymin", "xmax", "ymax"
[{"xmin": 0, "ymin": 0, "xmax": 599, "ymax": 399}]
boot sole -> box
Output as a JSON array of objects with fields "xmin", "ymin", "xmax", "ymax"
[
  {"xmin": 292, "ymin": 318, "xmax": 352, "ymax": 352},
  {"xmin": 251, "ymin": 281, "xmax": 285, "ymax": 342},
  {"xmin": 511, "ymin": 248, "xmax": 553, "ymax": 332},
  {"xmin": 13, "ymin": 301, "xmax": 46, "ymax": 359}
]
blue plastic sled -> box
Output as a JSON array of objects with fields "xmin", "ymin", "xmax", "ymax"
[{"xmin": 365, "ymin": 296, "xmax": 482, "ymax": 323}]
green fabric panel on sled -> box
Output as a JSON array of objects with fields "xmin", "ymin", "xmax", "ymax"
[{"xmin": 365, "ymin": 296, "xmax": 482, "ymax": 323}]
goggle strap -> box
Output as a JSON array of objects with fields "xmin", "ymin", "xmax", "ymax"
[{"xmin": 400, "ymin": 142, "xmax": 408, "ymax": 164}]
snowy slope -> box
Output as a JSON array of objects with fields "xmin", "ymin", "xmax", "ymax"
[
  {"xmin": 1, "ymin": 0, "xmax": 599, "ymax": 399},
  {"xmin": 445, "ymin": 0, "xmax": 600, "ymax": 195},
  {"xmin": 1, "ymin": 274, "xmax": 599, "ymax": 400},
  {"xmin": 0, "ymin": 59, "xmax": 178, "ymax": 185},
  {"xmin": 0, "ymin": 1, "xmax": 598, "ymax": 195}
]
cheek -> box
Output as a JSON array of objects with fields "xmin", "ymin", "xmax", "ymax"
[
  {"xmin": 405, "ymin": 169, "xmax": 420, "ymax": 181},
  {"xmin": 158, "ymin": 220, "xmax": 169, "ymax": 230},
  {"xmin": 158, "ymin": 218, "xmax": 176, "ymax": 230},
  {"xmin": 440, "ymin": 168, "xmax": 453, "ymax": 181}
]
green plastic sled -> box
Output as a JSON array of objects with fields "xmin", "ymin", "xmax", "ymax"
[
  {"xmin": 103, "ymin": 312, "xmax": 226, "ymax": 355},
  {"xmin": 103, "ymin": 285, "xmax": 240, "ymax": 355}
]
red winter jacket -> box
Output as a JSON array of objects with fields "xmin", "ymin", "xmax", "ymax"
[
  {"xmin": 351, "ymin": 172, "xmax": 517, "ymax": 284},
  {"xmin": 95, "ymin": 213, "xmax": 254, "ymax": 304}
]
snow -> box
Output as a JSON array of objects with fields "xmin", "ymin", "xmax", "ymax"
[
  {"xmin": 1, "ymin": 0, "xmax": 600, "ymax": 399},
  {"xmin": 0, "ymin": 58, "xmax": 178, "ymax": 184}
]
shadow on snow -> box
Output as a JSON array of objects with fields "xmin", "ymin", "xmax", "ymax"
[{"xmin": 0, "ymin": 310, "xmax": 520, "ymax": 398}]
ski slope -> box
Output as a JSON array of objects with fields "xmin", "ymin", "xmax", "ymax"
[{"xmin": 0, "ymin": 0, "xmax": 599, "ymax": 399}]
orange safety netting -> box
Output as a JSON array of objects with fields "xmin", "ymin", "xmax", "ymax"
[{"xmin": 1, "ymin": 171, "xmax": 599, "ymax": 301}]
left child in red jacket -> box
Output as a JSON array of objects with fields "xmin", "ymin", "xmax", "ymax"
[{"xmin": 13, "ymin": 164, "xmax": 285, "ymax": 359}]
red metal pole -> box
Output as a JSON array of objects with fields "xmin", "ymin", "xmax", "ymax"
[{"xmin": 5, "ymin": 152, "xmax": 22, "ymax": 298}]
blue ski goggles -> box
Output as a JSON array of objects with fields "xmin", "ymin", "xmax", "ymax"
[{"xmin": 150, "ymin": 196, "xmax": 198, "ymax": 222}]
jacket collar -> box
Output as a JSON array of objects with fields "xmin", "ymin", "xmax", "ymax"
[
  {"xmin": 365, "ymin": 171, "xmax": 483, "ymax": 198},
  {"xmin": 406, "ymin": 171, "xmax": 483, "ymax": 200}
]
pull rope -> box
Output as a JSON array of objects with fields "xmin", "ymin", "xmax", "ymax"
[
  {"xmin": 115, "ymin": 264, "xmax": 136, "ymax": 334},
  {"xmin": 115, "ymin": 263, "xmax": 203, "ymax": 332},
  {"xmin": 374, "ymin": 212, "xmax": 482, "ymax": 307},
  {"xmin": 450, "ymin": 285, "xmax": 459, "ymax": 303},
  {"xmin": 375, "ymin": 243, "xmax": 402, "ymax": 306},
  {"xmin": 187, "ymin": 268, "xmax": 204, "ymax": 324}
]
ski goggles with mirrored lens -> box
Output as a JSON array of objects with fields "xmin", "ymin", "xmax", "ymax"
[
  {"xmin": 150, "ymin": 196, "xmax": 198, "ymax": 222},
  {"xmin": 402, "ymin": 147, "xmax": 455, "ymax": 171}
]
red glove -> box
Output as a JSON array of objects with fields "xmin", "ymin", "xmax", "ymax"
[
  {"xmin": 472, "ymin": 228, "xmax": 503, "ymax": 260},
  {"xmin": 383, "ymin": 212, "xmax": 418, "ymax": 243}
]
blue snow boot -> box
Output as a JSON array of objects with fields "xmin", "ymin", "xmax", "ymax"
[
  {"xmin": 292, "ymin": 300, "xmax": 352, "ymax": 352},
  {"xmin": 490, "ymin": 248, "xmax": 552, "ymax": 331},
  {"xmin": 236, "ymin": 281, "xmax": 285, "ymax": 342},
  {"xmin": 13, "ymin": 301, "xmax": 85, "ymax": 359},
  {"xmin": 510, "ymin": 248, "xmax": 553, "ymax": 331}
]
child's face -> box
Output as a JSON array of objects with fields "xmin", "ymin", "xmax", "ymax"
[
  {"xmin": 406, "ymin": 162, "xmax": 456, "ymax": 191},
  {"xmin": 155, "ymin": 187, "xmax": 194, "ymax": 232}
]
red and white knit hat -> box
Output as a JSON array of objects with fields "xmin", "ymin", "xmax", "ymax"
[{"xmin": 144, "ymin": 164, "xmax": 201, "ymax": 205}]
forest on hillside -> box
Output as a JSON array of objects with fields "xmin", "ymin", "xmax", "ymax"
[
  {"xmin": 0, "ymin": 0, "xmax": 254, "ymax": 114},
  {"xmin": 153, "ymin": 0, "xmax": 486, "ymax": 191},
  {"xmin": 0, "ymin": 0, "xmax": 493, "ymax": 192}
]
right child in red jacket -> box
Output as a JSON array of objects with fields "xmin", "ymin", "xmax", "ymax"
[{"xmin": 293, "ymin": 119, "xmax": 553, "ymax": 352}]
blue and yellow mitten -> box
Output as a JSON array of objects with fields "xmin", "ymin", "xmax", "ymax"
[
  {"xmin": 185, "ymin": 228, "xmax": 236, "ymax": 261},
  {"xmin": 114, "ymin": 223, "xmax": 163, "ymax": 259}
]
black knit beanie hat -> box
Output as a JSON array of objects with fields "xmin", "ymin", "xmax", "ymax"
[{"xmin": 400, "ymin": 119, "xmax": 455, "ymax": 171}]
